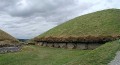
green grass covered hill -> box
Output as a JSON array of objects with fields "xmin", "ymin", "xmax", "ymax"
[
  {"xmin": 0, "ymin": 29, "xmax": 19, "ymax": 43},
  {"xmin": 0, "ymin": 40, "xmax": 119, "ymax": 65},
  {"xmin": 34, "ymin": 9, "xmax": 120, "ymax": 42}
]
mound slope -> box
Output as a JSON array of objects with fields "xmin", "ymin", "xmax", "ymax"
[
  {"xmin": 0, "ymin": 29, "xmax": 19, "ymax": 45},
  {"xmin": 34, "ymin": 9, "xmax": 120, "ymax": 42}
]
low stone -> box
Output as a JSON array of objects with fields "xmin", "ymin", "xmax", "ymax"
[
  {"xmin": 76, "ymin": 43, "xmax": 87, "ymax": 50},
  {"xmin": 54, "ymin": 43, "xmax": 60, "ymax": 48},
  {"xmin": 59, "ymin": 43, "xmax": 67, "ymax": 48},
  {"xmin": 88, "ymin": 43, "xmax": 102, "ymax": 50},
  {"xmin": 36, "ymin": 42, "xmax": 43, "ymax": 46},
  {"xmin": 47, "ymin": 43, "xmax": 54, "ymax": 47},
  {"xmin": 43, "ymin": 42, "xmax": 47, "ymax": 47},
  {"xmin": 67, "ymin": 43, "xmax": 75, "ymax": 49}
]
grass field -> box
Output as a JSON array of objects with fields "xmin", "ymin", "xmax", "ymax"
[
  {"xmin": 0, "ymin": 46, "xmax": 89, "ymax": 65},
  {"xmin": 0, "ymin": 40, "xmax": 119, "ymax": 65}
]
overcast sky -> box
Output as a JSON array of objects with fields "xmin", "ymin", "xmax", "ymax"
[{"xmin": 0, "ymin": 0, "xmax": 119, "ymax": 39}]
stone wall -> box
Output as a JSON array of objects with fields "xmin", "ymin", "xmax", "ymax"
[
  {"xmin": 0, "ymin": 47, "xmax": 21, "ymax": 54},
  {"xmin": 36, "ymin": 42, "xmax": 104, "ymax": 50},
  {"xmin": 0, "ymin": 41, "xmax": 22, "ymax": 54}
]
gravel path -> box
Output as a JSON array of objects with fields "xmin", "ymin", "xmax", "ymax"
[{"xmin": 108, "ymin": 51, "xmax": 120, "ymax": 65}]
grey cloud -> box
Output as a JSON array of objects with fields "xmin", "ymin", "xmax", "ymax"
[
  {"xmin": 0, "ymin": 0, "xmax": 20, "ymax": 12},
  {"xmin": 4, "ymin": 0, "xmax": 74, "ymax": 17},
  {"xmin": 0, "ymin": 0, "xmax": 120, "ymax": 39},
  {"xmin": 3, "ymin": 0, "xmax": 92, "ymax": 17}
]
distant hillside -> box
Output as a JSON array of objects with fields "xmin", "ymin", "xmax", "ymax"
[
  {"xmin": 18, "ymin": 39, "xmax": 29, "ymax": 42},
  {"xmin": 34, "ymin": 9, "xmax": 120, "ymax": 42}
]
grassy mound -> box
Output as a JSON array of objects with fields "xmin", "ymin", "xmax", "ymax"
[
  {"xmin": 0, "ymin": 40, "xmax": 119, "ymax": 65},
  {"xmin": 0, "ymin": 29, "xmax": 19, "ymax": 44},
  {"xmin": 34, "ymin": 9, "xmax": 120, "ymax": 42}
]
